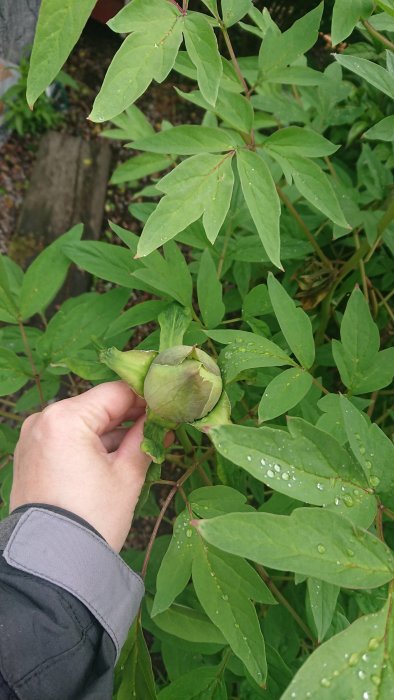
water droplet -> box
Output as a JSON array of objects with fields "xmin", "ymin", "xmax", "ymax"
[
  {"xmin": 359, "ymin": 446, "xmax": 366, "ymax": 455},
  {"xmin": 371, "ymin": 674, "xmax": 381, "ymax": 686},
  {"xmin": 358, "ymin": 670, "xmax": 366, "ymax": 680},
  {"xmin": 267, "ymin": 469, "xmax": 274, "ymax": 478},
  {"xmin": 316, "ymin": 482, "xmax": 324, "ymax": 491},
  {"xmin": 368, "ymin": 637, "xmax": 380, "ymax": 651},
  {"xmin": 363, "ymin": 693, "xmax": 370, "ymax": 700},
  {"xmin": 334, "ymin": 497, "xmax": 340, "ymax": 506},
  {"xmin": 234, "ymin": 623, "xmax": 240, "ymax": 629},
  {"xmin": 320, "ymin": 678, "xmax": 331, "ymax": 688},
  {"xmin": 333, "ymin": 670, "xmax": 339, "ymax": 677},
  {"xmin": 260, "ymin": 458, "xmax": 266, "ymax": 466},
  {"xmin": 222, "ymin": 594, "xmax": 228, "ymax": 601},
  {"xmin": 247, "ymin": 455, "xmax": 252, "ymax": 462},
  {"xmin": 274, "ymin": 464, "xmax": 281, "ymax": 472},
  {"xmin": 317, "ymin": 544, "xmax": 326, "ymax": 554},
  {"xmin": 353, "ymin": 489, "xmax": 360, "ymax": 496},
  {"xmin": 362, "ymin": 653, "xmax": 369, "ymax": 662},
  {"xmin": 343, "ymin": 495, "xmax": 354, "ymax": 507},
  {"xmin": 186, "ymin": 529, "xmax": 192, "ymax": 538},
  {"xmin": 348, "ymin": 653, "xmax": 359, "ymax": 666},
  {"xmin": 365, "ymin": 460, "xmax": 372, "ymax": 470},
  {"xmin": 346, "ymin": 549, "xmax": 355, "ymax": 557},
  {"xmin": 370, "ymin": 475, "xmax": 380, "ymax": 488},
  {"xmin": 282, "ymin": 472, "xmax": 290, "ymax": 480}
]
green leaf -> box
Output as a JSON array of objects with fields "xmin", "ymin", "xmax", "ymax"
[
  {"xmin": 152, "ymin": 511, "xmax": 195, "ymax": 616},
  {"xmin": 280, "ymin": 155, "xmax": 349, "ymax": 228},
  {"xmin": 282, "ymin": 591, "xmax": 394, "ymax": 699},
  {"xmin": 333, "ymin": 343, "xmax": 394, "ymax": 394},
  {"xmin": 192, "ymin": 542, "xmax": 267, "ymax": 684},
  {"xmin": 0, "ymin": 348, "xmax": 30, "ymax": 396},
  {"xmin": 109, "ymin": 0, "xmax": 177, "ymax": 32},
  {"xmin": 19, "ymin": 224, "xmax": 83, "ymax": 320},
  {"xmin": 219, "ymin": 334, "xmax": 293, "ymax": 383},
  {"xmin": 196, "ymin": 508, "xmax": 394, "ymax": 588},
  {"xmin": 158, "ymin": 666, "xmax": 227, "ymax": 700},
  {"xmin": 149, "ymin": 603, "xmax": 227, "ymax": 645},
  {"xmin": 37, "ymin": 289, "xmax": 128, "ymax": 361},
  {"xmin": 114, "ymin": 619, "xmax": 157, "ymax": 700},
  {"xmin": 101, "ymin": 104, "xmax": 154, "ymax": 141},
  {"xmin": 63, "ymin": 241, "xmax": 136, "ymax": 287},
  {"xmin": 340, "ymin": 397, "xmax": 394, "ymax": 494},
  {"xmin": 26, "ymin": 0, "xmax": 96, "ymax": 106},
  {"xmin": 133, "ymin": 242, "xmax": 193, "ymax": 307},
  {"xmin": 184, "ymin": 13, "xmax": 222, "ymax": 105},
  {"xmin": 331, "ymin": 288, "xmax": 393, "ymax": 393},
  {"xmin": 111, "ymin": 153, "xmax": 172, "ymax": 184},
  {"xmin": 267, "ymin": 273, "xmax": 315, "ymax": 368},
  {"xmin": 335, "ymin": 54, "xmax": 394, "ymax": 99},
  {"xmin": 176, "ymin": 88, "xmax": 254, "ymax": 133},
  {"xmin": 259, "ymin": 3, "xmax": 323, "ymax": 75},
  {"xmin": 190, "ymin": 485, "xmax": 253, "ymax": 518},
  {"xmin": 197, "ymin": 250, "xmax": 225, "ymax": 328},
  {"xmin": 363, "ymin": 115, "xmax": 394, "ymax": 141},
  {"xmin": 209, "ymin": 422, "xmax": 375, "ymax": 527},
  {"xmin": 236, "ymin": 150, "xmax": 281, "ymax": 269},
  {"xmin": 264, "ymin": 127, "xmax": 339, "ymax": 158},
  {"xmin": 331, "ymin": 0, "xmax": 373, "ymax": 45},
  {"xmin": 341, "ymin": 288, "xmax": 380, "ymax": 367},
  {"xmin": 376, "ymin": 0, "xmax": 394, "ymax": 17},
  {"xmin": 258, "ymin": 368, "xmax": 313, "ymax": 422},
  {"xmin": 221, "ymin": 0, "xmax": 252, "ymax": 27},
  {"xmin": 132, "ymin": 126, "xmax": 239, "ymax": 154},
  {"xmin": 307, "ymin": 578, "xmax": 340, "ymax": 642},
  {"xmin": 136, "ymin": 153, "xmax": 234, "ymax": 257},
  {"xmin": 158, "ymin": 303, "xmax": 192, "ymax": 350},
  {"xmin": 0, "ymin": 256, "xmax": 23, "ymax": 321},
  {"xmin": 105, "ymin": 300, "xmax": 169, "ymax": 339},
  {"xmin": 90, "ymin": 13, "xmax": 183, "ymax": 121}
]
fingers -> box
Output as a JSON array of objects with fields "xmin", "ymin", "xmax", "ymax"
[
  {"xmin": 114, "ymin": 415, "xmax": 151, "ymax": 479},
  {"xmin": 45, "ymin": 382, "xmax": 146, "ymax": 435}
]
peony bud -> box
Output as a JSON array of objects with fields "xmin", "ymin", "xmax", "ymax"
[
  {"xmin": 143, "ymin": 345, "xmax": 222, "ymax": 423},
  {"xmin": 99, "ymin": 347, "xmax": 157, "ymax": 397}
]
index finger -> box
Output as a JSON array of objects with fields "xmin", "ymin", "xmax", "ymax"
[{"xmin": 56, "ymin": 381, "xmax": 146, "ymax": 435}]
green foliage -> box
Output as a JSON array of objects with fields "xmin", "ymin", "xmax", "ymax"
[
  {"xmin": 2, "ymin": 58, "xmax": 63, "ymax": 136},
  {"xmin": 1, "ymin": 0, "xmax": 394, "ymax": 698}
]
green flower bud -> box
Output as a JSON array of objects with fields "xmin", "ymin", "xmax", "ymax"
[
  {"xmin": 143, "ymin": 345, "xmax": 222, "ymax": 423},
  {"xmin": 99, "ymin": 347, "xmax": 157, "ymax": 396}
]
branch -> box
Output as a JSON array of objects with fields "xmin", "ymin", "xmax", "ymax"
[
  {"xmin": 277, "ymin": 186, "xmax": 334, "ymax": 270},
  {"xmin": 362, "ymin": 19, "xmax": 394, "ymax": 52},
  {"xmin": 18, "ymin": 320, "xmax": 45, "ymax": 409}
]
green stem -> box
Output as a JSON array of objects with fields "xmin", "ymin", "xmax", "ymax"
[
  {"xmin": 255, "ymin": 564, "xmax": 316, "ymax": 644},
  {"xmin": 362, "ymin": 19, "xmax": 394, "ymax": 52},
  {"xmin": 18, "ymin": 320, "xmax": 45, "ymax": 409},
  {"xmin": 0, "ymin": 409, "xmax": 23, "ymax": 423},
  {"xmin": 277, "ymin": 186, "xmax": 334, "ymax": 270}
]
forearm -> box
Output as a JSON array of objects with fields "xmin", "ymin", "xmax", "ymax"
[{"xmin": 0, "ymin": 505, "xmax": 144, "ymax": 700}]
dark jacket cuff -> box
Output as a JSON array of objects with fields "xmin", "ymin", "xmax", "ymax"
[{"xmin": 0, "ymin": 507, "xmax": 144, "ymax": 661}]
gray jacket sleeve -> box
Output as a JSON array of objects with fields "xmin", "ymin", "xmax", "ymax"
[{"xmin": 0, "ymin": 504, "xmax": 144, "ymax": 700}]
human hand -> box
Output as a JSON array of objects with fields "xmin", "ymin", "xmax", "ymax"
[{"xmin": 10, "ymin": 382, "xmax": 154, "ymax": 552}]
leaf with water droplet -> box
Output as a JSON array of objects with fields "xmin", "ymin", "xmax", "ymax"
[
  {"xmin": 280, "ymin": 589, "xmax": 394, "ymax": 699},
  {"xmin": 340, "ymin": 396, "xmax": 394, "ymax": 494},
  {"xmin": 114, "ymin": 618, "xmax": 156, "ymax": 700},
  {"xmin": 209, "ymin": 423, "xmax": 376, "ymax": 527},
  {"xmin": 192, "ymin": 541, "xmax": 269, "ymax": 684},
  {"xmin": 152, "ymin": 511, "xmax": 195, "ymax": 616},
  {"xmin": 196, "ymin": 508, "xmax": 394, "ymax": 588},
  {"xmin": 307, "ymin": 577, "xmax": 340, "ymax": 642}
]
